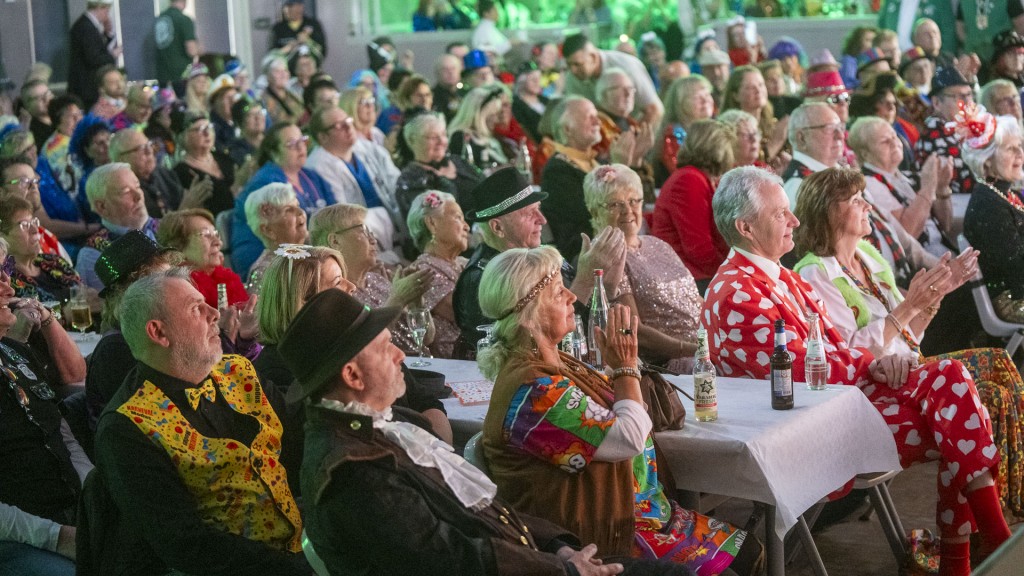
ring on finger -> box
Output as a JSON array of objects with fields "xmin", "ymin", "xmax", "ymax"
[
  {"xmin": 619, "ymin": 328, "xmax": 634, "ymax": 335},
  {"xmin": 928, "ymin": 285, "xmax": 937, "ymax": 293}
]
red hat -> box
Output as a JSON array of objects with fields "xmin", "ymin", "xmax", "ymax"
[{"xmin": 803, "ymin": 69, "xmax": 849, "ymax": 98}]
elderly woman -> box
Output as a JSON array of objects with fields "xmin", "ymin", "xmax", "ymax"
[
  {"xmin": 585, "ymin": 165, "xmax": 702, "ymax": 372},
  {"xmin": 447, "ymin": 85, "xmax": 512, "ymax": 172},
  {"xmin": 848, "ymin": 116, "xmax": 953, "ymax": 258},
  {"xmin": 477, "ymin": 246, "xmax": 751, "ymax": 573},
  {"xmin": 144, "ymin": 88, "xmax": 182, "ymax": 167},
  {"xmin": 68, "ymin": 114, "xmax": 112, "ymax": 218},
  {"xmin": 0, "ymin": 238, "xmax": 89, "ymax": 576},
  {"xmin": 395, "ymin": 112, "xmax": 483, "ymax": 219},
  {"xmin": 253, "ymin": 244, "xmax": 453, "ymax": 446},
  {"xmin": 592, "ymin": 69, "xmax": 655, "ymax": 189},
  {"xmin": 981, "ymin": 79, "xmax": 1023, "ymax": 122},
  {"xmin": 340, "ymin": 86, "xmax": 385, "ymax": 147},
  {"xmin": 652, "ymin": 119, "xmax": 735, "ymax": 292},
  {"xmin": 158, "ymin": 208, "xmax": 248, "ymax": 306},
  {"xmin": 262, "ymin": 55, "xmax": 304, "ymax": 125},
  {"xmin": 207, "ymin": 83, "xmax": 238, "ymax": 152},
  {"xmin": 717, "ymin": 110, "xmax": 763, "ymax": 169},
  {"xmin": 309, "ymin": 203, "xmax": 433, "ymax": 353},
  {"xmin": 793, "ymin": 167, "xmax": 1024, "ymax": 522},
  {"xmin": 230, "ymin": 121, "xmax": 334, "ymax": 276},
  {"xmin": 655, "ymin": 75, "xmax": 715, "ymax": 183},
  {"xmin": 41, "ymin": 95, "xmax": 84, "ymax": 195},
  {"xmin": 244, "ymin": 182, "xmax": 308, "ymax": 284},
  {"xmin": 0, "ymin": 196, "xmax": 79, "ymax": 302},
  {"xmin": 183, "ymin": 62, "xmax": 211, "ymax": 114},
  {"xmin": 171, "ymin": 110, "xmax": 237, "ymax": 216},
  {"xmin": 849, "ymin": 71, "xmax": 920, "ymax": 175},
  {"xmin": 405, "ymin": 191, "xmax": 468, "ymax": 358},
  {"xmin": 722, "ymin": 65, "xmax": 787, "ymax": 167},
  {"xmin": 963, "ymin": 112, "xmax": 1024, "ymax": 324}
]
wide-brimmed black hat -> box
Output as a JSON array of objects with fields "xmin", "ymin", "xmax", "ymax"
[
  {"xmin": 278, "ymin": 289, "xmax": 402, "ymax": 403},
  {"xmin": 930, "ymin": 66, "xmax": 970, "ymax": 98},
  {"xmin": 464, "ymin": 166, "xmax": 547, "ymax": 223},
  {"xmin": 992, "ymin": 30, "xmax": 1024, "ymax": 62},
  {"xmin": 94, "ymin": 231, "xmax": 173, "ymax": 297},
  {"xmin": 849, "ymin": 71, "xmax": 899, "ymax": 118}
]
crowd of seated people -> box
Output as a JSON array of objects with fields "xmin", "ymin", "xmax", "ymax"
[{"xmin": 4, "ymin": 2, "xmax": 1024, "ymax": 574}]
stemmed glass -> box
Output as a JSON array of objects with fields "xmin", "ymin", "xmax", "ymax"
[
  {"xmin": 67, "ymin": 283, "xmax": 92, "ymax": 336},
  {"xmin": 408, "ymin": 308, "xmax": 432, "ymax": 367}
]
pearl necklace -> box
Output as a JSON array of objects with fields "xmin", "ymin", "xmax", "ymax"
[{"xmin": 981, "ymin": 181, "xmax": 1024, "ymax": 216}]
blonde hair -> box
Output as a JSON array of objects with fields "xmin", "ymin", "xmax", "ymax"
[
  {"xmin": 256, "ymin": 246, "xmax": 348, "ymax": 344},
  {"xmin": 582, "ymin": 164, "xmax": 642, "ymax": 232},
  {"xmin": 477, "ymin": 246, "xmax": 563, "ymax": 380},
  {"xmin": 448, "ymin": 85, "xmax": 505, "ymax": 139},
  {"xmin": 309, "ymin": 203, "xmax": 368, "ymax": 246},
  {"xmin": 157, "ymin": 208, "xmax": 215, "ymax": 252}
]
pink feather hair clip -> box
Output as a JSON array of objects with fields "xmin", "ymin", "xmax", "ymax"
[
  {"xmin": 944, "ymin": 101, "xmax": 996, "ymax": 150},
  {"xmin": 595, "ymin": 165, "xmax": 618, "ymax": 183},
  {"xmin": 422, "ymin": 192, "xmax": 444, "ymax": 209}
]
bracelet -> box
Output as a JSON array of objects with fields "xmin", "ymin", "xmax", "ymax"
[
  {"xmin": 611, "ymin": 366, "xmax": 642, "ymax": 381},
  {"xmin": 924, "ymin": 305, "xmax": 939, "ymax": 318},
  {"xmin": 886, "ymin": 314, "xmax": 906, "ymax": 334},
  {"xmin": 40, "ymin": 311, "xmax": 54, "ymax": 327}
]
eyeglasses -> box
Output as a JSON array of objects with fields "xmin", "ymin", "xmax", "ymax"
[
  {"xmin": 188, "ymin": 122, "xmax": 214, "ymax": 134},
  {"xmin": 602, "ymin": 197, "xmax": 643, "ymax": 212},
  {"xmin": 284, "ymin": 135, "xmax": 310, "ymax": 150},
  {"xmin": 27, "ymin": 90, "xmax": 52, "ymax": 102},
  {"xmin": 826, "ymin": 93, "xmax": 851, "ymax": 105},
  {"xmin": 802, "ymin": 123, "xmax": 844, "ymax": 136},
  {"xmin": 941, "ymin": 91, "xmax": 975, "ymax": 103},
  {"xmin": 338, "ymin": 223, "xmax": 375, "ymax": 240},
  {"xmin": 736, "ymin": 130, "xmax": 761, "ymax": 143},
  {"xmin": 123, "ymin": 141, "xmax": 156, "ymax": 155},
  {"xmin": 605, "ymin": 85, "xmax": 637, "ymax": 96},
  {"xmin": 330, "ymin": 118, "xmax": 354, "ymax": 132},
  {"xmin": 9, "ymin": 217, "xmax": 40, "ymax": 232},
  {"xmin": 4, "ymin": 176, "xmax": 40, "ymax": 189},
  {"xmin": 192, "ymin": 228, "xmax": 220, "ymax": 240},
  {"xmin": 359, "ymin": 97, "xmax": 376, "ymax": 106}
]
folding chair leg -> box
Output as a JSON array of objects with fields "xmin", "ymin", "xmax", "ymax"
[
  {"xmin": 795, "ymin": 514, "xmax": 830, "ymax": 576},
  {"xmin": 867, "ymin": 485, "xmax": 907, "ymax": 562},
  {"xmin": 879, "ymin": 482, "xmax": 907, "ymax": 547}
]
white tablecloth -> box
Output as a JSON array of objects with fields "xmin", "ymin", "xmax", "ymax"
[{"xmin": 435, "ymin": 358, "xmax": 901, "ymax": 540}]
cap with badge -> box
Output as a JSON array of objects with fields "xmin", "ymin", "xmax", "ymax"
[{"xmin": 464, "ymin": 167, "xmax": 547, "ymax": 223}]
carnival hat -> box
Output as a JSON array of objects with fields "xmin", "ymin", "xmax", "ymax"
[
  {"xmin": 930, "ymin": 66, "xmax": 970, "ymax": 98},
  {"xmin": 899, "ymin": 46, "xmax": 929, "ymax": 77},
  {"xmin": 698, "ymin": 48, "xmax": 730, "ymax": 67},
  {"xmin": 992, "ymin": 30, "xmax": 1024, "ymax": 61},
  {"xmin": 803, "ymin": 69, "xmax": 849, "ymax": 98},
  {"xmin": 94, "ymin": 230, "xmax": 174, "ymax": 297},
  {"xmin": 278, "ymin": 289, "xmax": 402, "ymax": 403},
  {"xmin": 464, "ymin": 166, "xmax": 547, "ymax": 223},
  {"xmin": 463, "ymin": 50, "xmax": 490, "ymax": 72},
  {"xmin": 856, "ymin": 48, "xmax": 892, "ymax": 74},
  {"xmin": 850, "ymin": 71, "xmax": 899, "ymax": 118}
]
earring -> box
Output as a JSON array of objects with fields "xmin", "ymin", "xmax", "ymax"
[{"xmin": 529, "ymin": 332, "xmax": 538, "ymax": 354}]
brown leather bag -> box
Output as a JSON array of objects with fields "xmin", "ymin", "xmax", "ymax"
[{"xmin": 639, "ymin": 370, "xmax": 686, "ymax": 431}]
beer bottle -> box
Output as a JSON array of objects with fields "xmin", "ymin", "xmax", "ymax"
[
  {"xmin": 693, "ymin": 327, "xmax": 718, "ymax": 421},
  {"xmin": 770, "ymin": 319, "xmax": 794, "ymax": 410}
]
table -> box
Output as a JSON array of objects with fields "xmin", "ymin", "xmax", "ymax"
[{"xmin": 436, "ymin": 358, "xmax": 901, "ymax": 575}]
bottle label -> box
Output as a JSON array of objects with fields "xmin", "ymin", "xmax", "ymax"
[
  {"xmin": 806, "ymin": 339, "xmax": 824, "ymax": 360},
  {"xmin": 772, "ymin": 369, "xmax": 792, "ymax": 396},
  {"xmin": 694, "ymin": 374, "xmax": 717, "ymax": 409}
]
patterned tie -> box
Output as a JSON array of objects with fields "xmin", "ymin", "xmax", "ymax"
[
  {"xmin": 865, "ymin": 207, "xmax": 913, "ymax": 284},
  {"xmin": 185, "ymin": 377, "xmax": 218, "ymax": 410}
]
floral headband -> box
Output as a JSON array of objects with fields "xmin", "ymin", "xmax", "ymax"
[
  {"xmin": 944, "ymin": 101, "xmax": 996, "ymax": 150},
  {"xmin": 497, "ymin": 268, "xmax": 558, "ymax": 320},
  {"xmin": 274, "ymin": 243, "xmax": 314, "ymax": 279},
  {"xmin": 422, "ymin": 192, "xmax": 444, "ymax": 209}
]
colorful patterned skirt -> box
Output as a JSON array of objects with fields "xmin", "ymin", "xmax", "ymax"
[
  {"xmin": 931, "ymin": 347, "xmax": 1024, "ymax": 521},
  {"xmin": 633, "ymin": 500, "xmax": 748, "ymax": 576}
]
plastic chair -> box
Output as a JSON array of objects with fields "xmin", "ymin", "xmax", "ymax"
[
  {"xmin": 958, "ymin": 235, "xmax": 1024, "ymax": 357},
  {"xmin": 302, "ymin": 529, "xmax": 329, "ymax": 576},
  {"xmin": 463, "ymin": 431, "xmax": 489, "ymax": 476}
]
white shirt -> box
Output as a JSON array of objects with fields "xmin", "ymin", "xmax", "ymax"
[
  {"xmin": 782, "ymin": 151, "xmax": 832, "ymax": 209},
  {"xmin": 471, "ymin": 18, "xmax": 511, "ymax": 56},
  {"xmin": 564, "ymin": 50, "xmax": 663, "ymax": 121}
]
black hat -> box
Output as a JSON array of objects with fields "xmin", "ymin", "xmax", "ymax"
[
  {"xmin": 992, "ymin": 30, "xmax": 1024, "ymax": 61},
  {"xmin": 930, "ymin": 66, "xmax": 970, "ymax": 98},
  {"xmin": 94, "ymin": 231, "xmax": 172, "ymax": 297},
  {"xmin": 849, "ymin": 71, "xmax": 899, "ymax": 118},
  {"xmin": 516, "ymin": 61, "xmax": 539, "ymax": 78},
  {"xmin": 278, "ymin": 289, "xmax": 402, "ymax": 403},
  {"xmin": 464, "ymin": 166, "xmax": 548, "ymax": 223}
]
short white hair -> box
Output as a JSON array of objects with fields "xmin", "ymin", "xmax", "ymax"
[
  {"xmin": 85, "ymin": 162, "xmax": 133, "ymax": 209},
  {"xmin": 244, "ymin": 183, "xmax": 298, "ymax": 246},
  {"xmin": 962, "ymin": 115, "xmax": 1022, "ymax": 181},
  {"xmin": 713, "ymin": 166, "xmax": 779, "ymax": 248}
]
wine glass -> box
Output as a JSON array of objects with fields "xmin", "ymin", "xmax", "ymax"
[
  {"xmin": 407, "ymin": 308, "xmax": 432, "ymax": 367},
  {"xmin": 67, "ymin": 283, "xmax": 92, "ymax": 336}
]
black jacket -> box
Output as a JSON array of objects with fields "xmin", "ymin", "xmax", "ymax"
[
  {"xmin": 540, "ymin": 154, "xmax": 591, "ymax": 263},
  {"xmin": 452, "ymin": 243, "xmax": 501, "ymax": 359},
  {"xmin": 68, "ymin": 13, "xmax": 116, "ymax": 106},
  {"xmin": 964, "ymin": 180, "xmax": 1024, "ymax": 299}
]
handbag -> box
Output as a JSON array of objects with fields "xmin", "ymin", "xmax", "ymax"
[{"xmin": 639, "ymin": 369, "xmax": 686, "ymax": 431}]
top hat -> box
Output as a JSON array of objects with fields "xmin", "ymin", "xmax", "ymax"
[
  {"xmin": 94, "ymin": 231, "xmax": 173, "ymax": 297},
  {"xmin": 278, "ymin": 289, "xmax": 402, "ymax": 403},
  {"xmin": 464, "ymin": 167, "xmax": 548, "ymax": 223}
]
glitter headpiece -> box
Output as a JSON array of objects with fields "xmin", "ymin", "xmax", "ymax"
[
  {"xmin": 274, "ymin": 243, "xmax": 313, "ymax": 279},
  {"xmin": 498, "ymin": 268, "xmax": 558, "ymax": 320},
  {"xmin": 944, "ymin": 102, "xmax": 996, "ymax": 150}
]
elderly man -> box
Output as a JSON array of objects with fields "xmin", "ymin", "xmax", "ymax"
[
  {"xmin": 541, "ymin": 97, "xmax": 642, "ymax": 262},
  {"xmin": 109, "ymin": 84, "xmax": 153, "ymax": 132},
  {"xmin": 915, "ymin": 67, "xmax": 978, "ymax": 195},
  {"xmin": 278, "ymin": 287, "xmax": 678, "ymax": 575},
  {"xmin": 21, "ymin": 79, "xmax": 54, "ymax": 150},
  {"xmin": 68, "ymin": 0, "xmax": 121, "ymax": 107},
  {"xmin": 89, "ymin": 269, "xmax": 308, "ymax": 574},
  {"xmin": 270, "ymin": 0, "xmax": 327, "ymax": 58},
  {"xmin": 563, "ymin": 33, "xmax": 663, "ymax": 128},
  {"xmin": 305, "ymin": 106, "xmax": 402, "ymax": 263},
  {"xmin": 109, "ymin": 127, "xmax": 211, "ymax": 218},
  {"xmin": 781, "ymin": 103, "xmax": 938, "ymax": 281},
  {"xmin": 75, "ymin": 163, "xmax": 160, "ymax": 291},
  {"xmin": 453, "ymin": 166, "xmax": 625, "ymax": 358},
  {"xmin": 702, "ymin": 166, "xmax": 1010, "ymax": 574},
  {"xmin": 433, "ymin": 53, "xmax": 464, "ymax": 121},
  {"xmin": 698, "ymin": 48, "xmax": 731, "ymax": 109}
]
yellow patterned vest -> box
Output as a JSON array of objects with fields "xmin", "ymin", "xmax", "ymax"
[{"xmin": 115, "ymin": 355, "xmax": 301, "ymax": 552}]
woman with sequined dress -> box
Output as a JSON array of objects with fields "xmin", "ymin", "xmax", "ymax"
[{"xmin": 585, "ymin": 164, "xmax": 703, "ymax": 373}]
